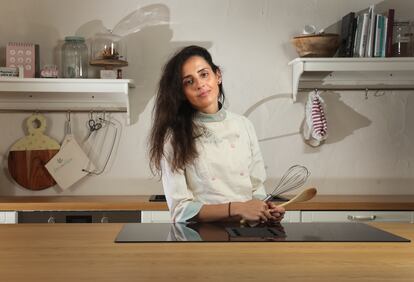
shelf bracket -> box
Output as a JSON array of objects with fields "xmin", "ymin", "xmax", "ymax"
[{"xmin": 291, "ymin": 60, "xmax": 304, "ymax": 103}]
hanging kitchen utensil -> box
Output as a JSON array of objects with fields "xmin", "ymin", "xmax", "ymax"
[
  {"xmin": 303, "ymin": 90, "xmax": 328, "ymax": 147},
  {"xmin": 8, "ymin": 114, "xmax": 60, "ymax": 190},
  {"xmin": 45, "ymin": 112, "xmax": 95, "ymax": 190},
  {"xmin": 82, "ymin": 115, "xmax": 119, "ymax": 175}
]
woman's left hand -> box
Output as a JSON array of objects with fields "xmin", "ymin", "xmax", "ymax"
[{"xmin": 266, "ymin": 202, "xmax": 285, "ymax": 222}]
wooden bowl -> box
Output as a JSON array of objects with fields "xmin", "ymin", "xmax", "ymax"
[{"xmin": 292, "ymin": 33, "xmax": 340, "ymax": 57}]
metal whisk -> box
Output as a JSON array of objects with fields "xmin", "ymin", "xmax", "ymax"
[{"xmin": 264, "ymin": 165, "xmax": 310, "ymax": 201}]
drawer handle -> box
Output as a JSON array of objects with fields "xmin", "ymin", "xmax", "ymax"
[{"xmin": 347, "ymin": 215, "xmax": 376, "ymax": 221}]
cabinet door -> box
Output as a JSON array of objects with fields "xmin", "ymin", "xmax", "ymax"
[
  {"xmin": 281, "ymin": 211, "xmax": 301, "ymax": 222},
  {"xmin": 0, "ymin": 211, "xmax": 18, "ymax": 224},
  {"xmin": 141, "ymin": 211, "xmax": 171, "ymax": 223},
  {"xmin": 301, "ymin": 211, "xmax": 414, "ymax": 223}
]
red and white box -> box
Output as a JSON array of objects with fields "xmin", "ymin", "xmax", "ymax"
[{"xmin": 6, "ymin": 42, "xmax": 35, "ymax": 78}]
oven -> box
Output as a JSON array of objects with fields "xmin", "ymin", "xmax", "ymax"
[{"xmin": 18, "ymin": 210, "xmax": 141, "ymax": 223}]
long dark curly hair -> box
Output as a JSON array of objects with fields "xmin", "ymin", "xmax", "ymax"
[{"xmin": 149, "ymin": 45, "xmax": 225, "ymax": 174}]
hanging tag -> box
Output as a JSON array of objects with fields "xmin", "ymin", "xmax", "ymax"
[
  {"xmin": 45, "ymin": 135, "xmax": 95, "ymax": 189},
  {"xmin": 60, "ymin": 133, "xmax": 72, "ymax": 149}
]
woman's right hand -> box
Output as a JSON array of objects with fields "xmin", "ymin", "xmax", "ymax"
[{"xmin": 231, "ymin": 200, "xmax": 274, "ymax": 222}]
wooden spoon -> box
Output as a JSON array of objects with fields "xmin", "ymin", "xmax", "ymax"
[{"xmin": 277, "ymin": 187, "xmax": 317, "ymax": 208}]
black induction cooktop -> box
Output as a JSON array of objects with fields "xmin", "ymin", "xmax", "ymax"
[{"xmin": 114, "ymin": 222, "xmax": 410, "ymax": 243}]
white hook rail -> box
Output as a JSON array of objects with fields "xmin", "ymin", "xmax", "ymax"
[
  {"xmin": 289, "ymin": 57, "xmax": 414, "ymax": 102},
  {"xmin": 0, "ymin": 78, "xmax": 135, "ymax": 123}
]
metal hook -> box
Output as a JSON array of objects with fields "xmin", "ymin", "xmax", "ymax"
[
  {"xmin": 97, "ymin": 111, "xmax": 106, "ymax": 124},
  {"xmin": 66, "ymin": 110, "xmax": 72, "ymax": 134},
  {"xmin": 314, "ymin": 88, "xmax": 324, "ymax": 97},
  {"xmin": 365, "ymin": 88, "xmax": 369, "ymax": 100}
]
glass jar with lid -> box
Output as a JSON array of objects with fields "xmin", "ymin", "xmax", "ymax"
[
  {"xmin": 90, "ymin": 31, "xmax": 128, "ymax": 67},
  {"xmin": 61, "ymin": 36, "xmax": 88, "ymax": 78},
  {"xmin": 392, "ymin": 21, "xmax": 413, "ymax": 57},
  {"xmin": 89, "ymin": 31, "xmax": 128, "ymax": 78}
]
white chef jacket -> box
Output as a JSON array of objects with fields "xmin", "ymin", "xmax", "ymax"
[{"xmin": 161, "ymin": 108, "xmax": 267, "ymax": 222}]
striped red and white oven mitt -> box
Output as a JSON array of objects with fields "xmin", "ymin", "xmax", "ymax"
[{"xmin": 303, "ymin": 90, "xmax": 328, "ymax": 147}]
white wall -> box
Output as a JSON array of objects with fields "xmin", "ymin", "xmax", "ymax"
[{"xmin": 0, "ymin": 0, "xmax": 413, "ymax": 196}]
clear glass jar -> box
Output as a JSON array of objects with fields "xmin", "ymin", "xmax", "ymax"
[
  {"xmin": 91, "ymin": 31, "xmax": 127, "ymax": 62},
  {"xmin": 61, "ymin": 36, "xmax": 88, "ymax": 78},
  {"xmin": 392, "ymin": 21, "xmax": 413, "ymax": 57}
]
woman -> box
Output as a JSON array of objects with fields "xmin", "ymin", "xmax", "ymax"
[{"xmin": 149, "ymin": 45, "xmax": 285, "ymax": 223}]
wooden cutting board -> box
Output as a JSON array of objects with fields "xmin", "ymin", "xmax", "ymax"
[{"xmin": 8, "ymin": 114, "xmax": 60, "ymax": 190}]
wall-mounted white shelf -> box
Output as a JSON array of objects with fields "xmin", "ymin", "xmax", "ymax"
[
  {"xmin": 289, "ymin": 57, "xmax": 414, "ymax": 102},
  {"xmin": 0, "ymin": 78, "xmax": 135, "ymax": 124}
]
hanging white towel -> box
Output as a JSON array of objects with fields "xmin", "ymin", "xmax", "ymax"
[{"xmin": 303, "ymin": 90, "xmax": 328, "ymax": 147}]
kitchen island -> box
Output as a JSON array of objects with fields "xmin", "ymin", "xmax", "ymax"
[{"xmin": 0, "ymin": 222, "xmax": 413, "ymax": 281}]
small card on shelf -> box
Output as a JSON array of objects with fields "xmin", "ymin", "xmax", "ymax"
[{"xmin": 6, "ymin": 42, "xmax": 39, "ymax": 78}]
